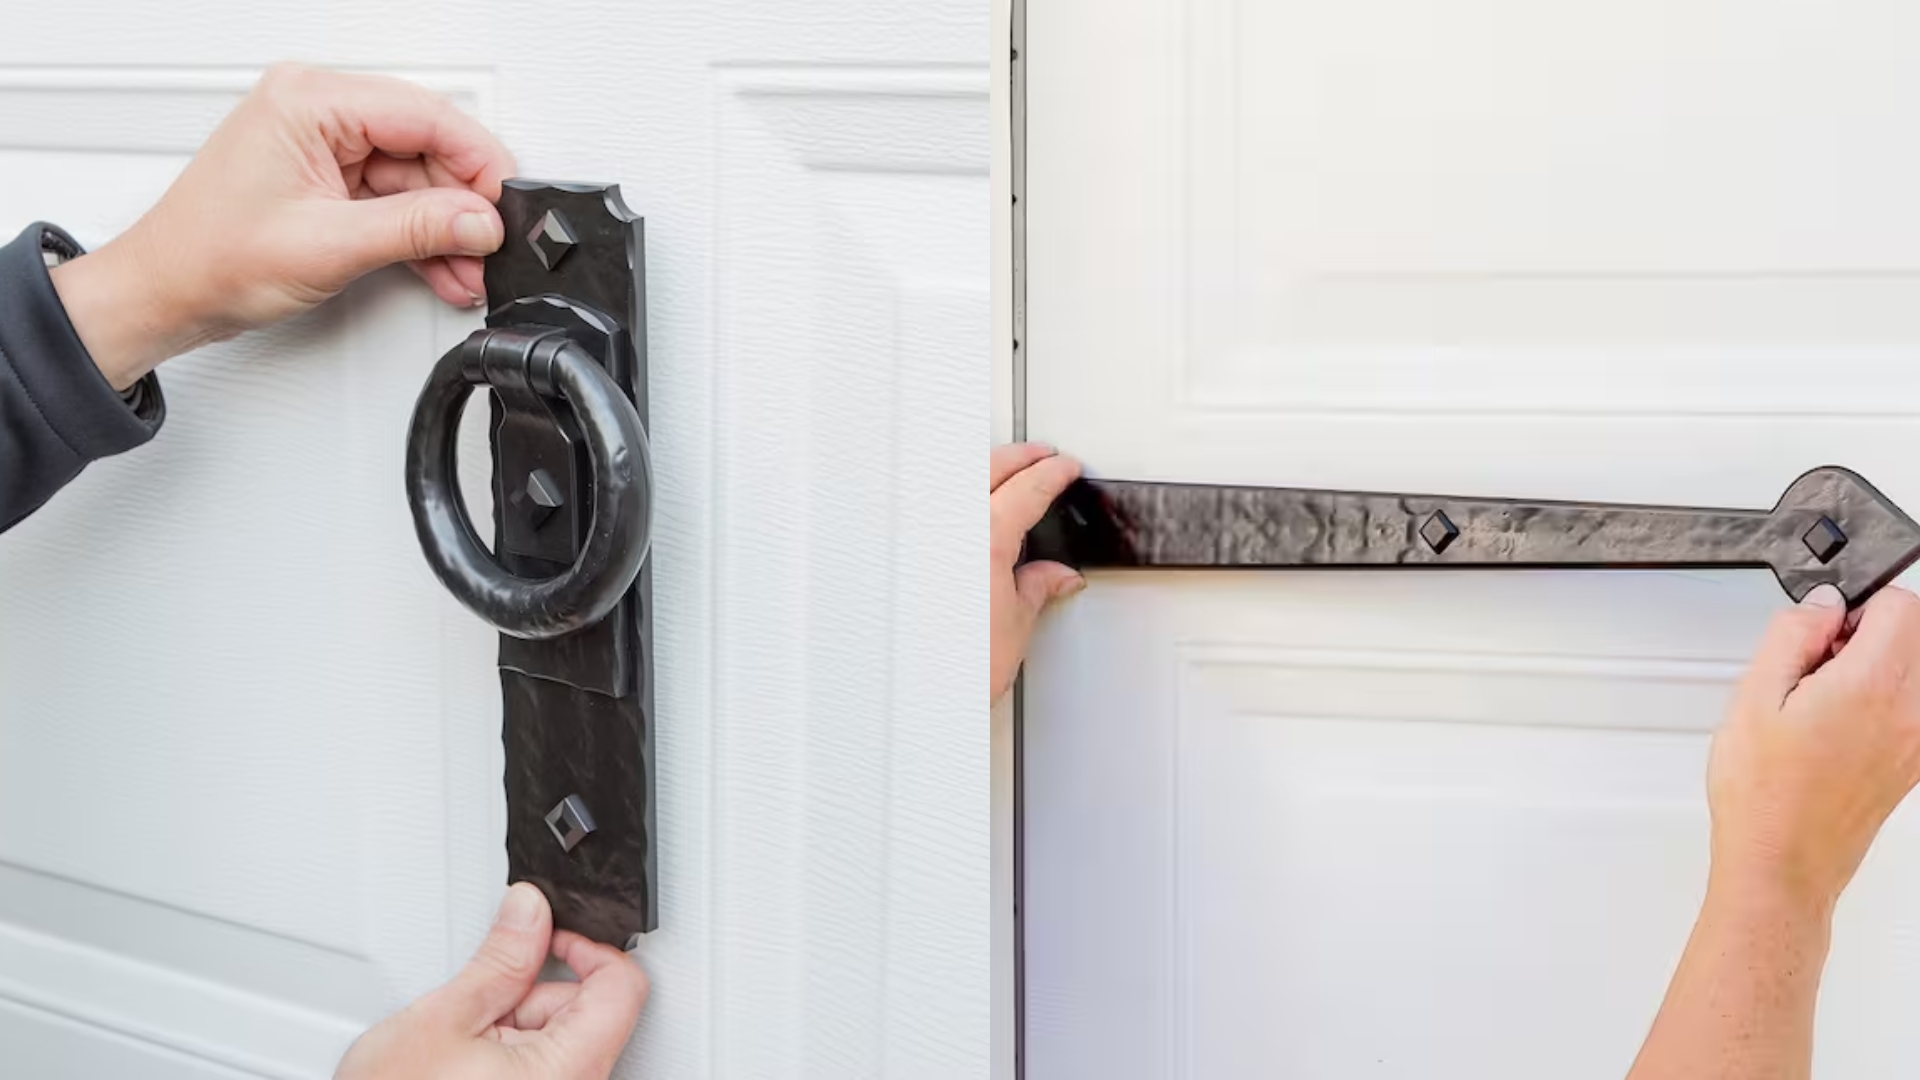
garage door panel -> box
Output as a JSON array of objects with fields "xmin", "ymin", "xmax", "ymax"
[
  {"xmin": 1025, "ymin": 529, "xmax": 1920, "ymax": 1076},
  {"xmin": 1176, "ymin": 704, "xmax": 1706, "ymax": 1078},
  {"xmin": 1215, "ymin": 0, "xmax": 1920, "ymax": 279},
  {"xmin": 1033, "ymin": 0, "xmax": 1920, "ymax": 1073},
  {"xmin": 1031, "ymin": 0, "xmax": 1920, "ymax": 480},
  {"xmin": 0, "ymin": 66, "xmax": 501, "ymax": 1075},
  {"xmin": 3, "ymin": 6, "xmax": 989, "ymax": 1075},
  {"xmin": 1816, "ymin": 818, "xmax": 1920, "ymax": 1073},
  {"xmin": 1024, "ymin": 570, "xmax": 1917, "ymax": 1073}
]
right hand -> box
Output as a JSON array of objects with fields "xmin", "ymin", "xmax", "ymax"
[
  {"xmin": 1707, "ymin": 584, "xmax": 1920, "ymax": 914},
  {"xmin": 335, "ymin": 884, "xmax": 647, "ymax": 1080}
]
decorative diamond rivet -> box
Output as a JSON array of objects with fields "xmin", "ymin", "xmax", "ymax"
[
  {"xmin": 1803, "ymin": 516, "xmax": 1848, "ymax": 564},
  {"xmin": 526, "ymin": 209, "xmax": 576, "ymax": 271},
  {"xmin": 1419, "ymin": 509, "xmax": 1459, "ymax": 554},
  {"xmin": 524, "ymin": 468, "xmax": 563, "ymax": 529},
  {"xmin": 545, "ymin": 795, "xmax": 597, "ymax": 852}
]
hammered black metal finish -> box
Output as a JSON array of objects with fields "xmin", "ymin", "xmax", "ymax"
[
  {"xmin": 406, "ymin": 179, "xmax": 656, "ymax": 944},
  {"xmin": 1025, "ymin": 467, "xmax": 1920, "ymax": 608},
  {"xmin": 406, "ymin": 326, "xmax": 648, "ymax": 640},
  {"xmin": 505, "ymin": 674, "xmax": 652, "ymax": 943}
]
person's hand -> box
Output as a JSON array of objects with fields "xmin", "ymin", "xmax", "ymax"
[
  {"xmin": 992, "ymin": 443, "xmax": 1084, "ymax": 704},
  {"xmin": 51, "ymin": 63, "xmax": 517, "ymax": 390},
  {"xmin": 335, "ymin": 883, "xmax": 647, "ymax": 1080},
  {"xmin": 1707, "ymin": 584, "xmax": 1920, "ymax": 915}
]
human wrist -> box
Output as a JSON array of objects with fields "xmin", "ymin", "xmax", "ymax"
[
  {"xmin": 1706, "ymin": 852, "xmax": 1842, "ymax": 930},
  {"xmin": 49, "ymin": 227, "xmax": 217, "ymax": 389}
]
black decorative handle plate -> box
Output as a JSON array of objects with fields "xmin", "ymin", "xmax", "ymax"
[
  {"xmin": 405, "ymin": 179, "xmax": 657, "ymax": 946},
  {"xmin": 1026, "ymin": 466, "xmax": 1920, "ymax": 607}
]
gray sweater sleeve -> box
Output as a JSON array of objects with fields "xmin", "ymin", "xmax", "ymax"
[{"xmin": 0, "ymin": 222, "xmax": 165, "ymax": 532}]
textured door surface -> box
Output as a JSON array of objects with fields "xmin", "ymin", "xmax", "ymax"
[
  {"xmin": 1022, "ymin": 1, "xmax": 1920, "ymax": 1076},
  {"xmin": 0, "ymin": 4, "xmax": 985, "ymax": 1078}
]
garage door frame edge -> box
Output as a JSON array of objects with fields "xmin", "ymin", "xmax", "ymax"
[{"xmin": 1009, "ymin": 0, "xmax": 1029, "ymax": 1074}]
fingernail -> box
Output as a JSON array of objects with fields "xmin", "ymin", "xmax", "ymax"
[
  {"xmin": 496, "ymin": 883, "xmax": 542, "ymax": 930},
  {"xmin": 1803, "ymin": 584, "xmax": 1845, "ymax": 608},
  {"xmin": 468, "ymin": 291, "xmax": 486, "ymax": 308},
  {"xmin": 1064, "ymin": 574, "xmax": 1087, "ymax": 597},
  {"xmin": 453, "ymin": 212, "xmax": 499, "ymax": 254},
  {"xmin": 1030, "ymin": 441, "xmax": 1056, "ymax": 455}
]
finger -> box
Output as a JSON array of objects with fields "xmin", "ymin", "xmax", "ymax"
[
  {"xmin": 420, "ymin": 883, "xmax": 552, "ymax": 1033},
  {"xmin": 1817, "ymin": 586, "xmax": 1920, "ymax": 681},
  {"xmin": 360, "ymin": 151, "xmax": 435, "ymax": 198},
  {"xmin": 318, "ymin": 186, "xmax": 505, "ymax": 279},
  {"xmin": 276, "ymin": 66, "xmax": 517, "ymax": 197},
  {"xmin": 538, "ymin": 931, "xmax": 648, "ymax": 1075},
  {"xmin": 359, "ymin": 156, "xmax": 493, "ymax": 305},
  {"xmin": 991, "ymin": 453, "xmax": 1082, "ymax": 541},
  {"xmin": 407, "ymin": 256, "xmax": 483, "ymax": 307},
  {"xmin": 992, "ymin": 443, "xmax": 1055, "ymax": 491},
  {"xmin": 1014, "ymin": 560, "xmax": 1086, "ymax": 616},
  {"xmin": 1737, "ymin": 584, "xmax": 1848, "ymax": 707},
  {"xmin": 1822, "ymin": 602, "xmax": 1868, "ymax": 658},
  {"xmin": 504, "ymin": 980, "xmax": 579, "ymax": 1031},
  {"xmin": 358, "ymin": 150, "xmax": 484, "ymax": 201},
  {"xmin": 446, "ymin": 254, "xmax": 486, "ymax": 300},
  {"xmin": 553, "ymin": 931, "xmax": 648, "ymax": 998}
]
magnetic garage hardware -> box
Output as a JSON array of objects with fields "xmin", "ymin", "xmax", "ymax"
[
  {"xmin": 405, "ymin": 179, "xmax": 656, "ymax": 946},
  {"xmin": 1025, "ymin": 468, "xmax": 1920, "ymax": 607}
]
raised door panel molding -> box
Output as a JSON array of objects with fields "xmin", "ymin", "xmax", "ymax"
[
  {"xmin": 1164, "ymin": 649, "xmax": 1713, "ymax": 1077},
  {"xmin": 710, "ymin": 64, "xmax": 988, "ymax": 1079},
  {"xmin": 1174, "ymin": 0, "xmax": 1920, "ymax": 418},
  {"xmin": 0, "ymin": 999, "xmax": 261, "ymax": 1080},
  {"xmin": 1022, "ymin": 575, "xmax": 1736, "ymax": 1077},
  {"xmin": 1026, "ymin": 0, "xmax": 1920, "ymax": 500}
]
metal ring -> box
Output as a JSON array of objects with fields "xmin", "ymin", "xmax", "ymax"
[{"xmin": 406, "ymin": 328, "xmax": 651, "ymax": 640}]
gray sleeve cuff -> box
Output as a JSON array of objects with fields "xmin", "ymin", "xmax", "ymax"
[
  {"xmin": 17, "ymin": 223, "xmax": 165, "ymax": 453},
  {"xmin": 0, "ymin": 222, "xmax": 166, "ymax": 531}
]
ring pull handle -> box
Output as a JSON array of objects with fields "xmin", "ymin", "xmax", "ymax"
[{"xmin": 405, "ymin": 325, "xmax": 652, "ymax": 640}]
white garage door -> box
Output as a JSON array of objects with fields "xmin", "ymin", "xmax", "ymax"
[
  {"xmin": 1021, "ymin": 0, "xmax": 1920, "ymax": 1076},
  {"xmin": 0, "ymin": 4, "xmax": 986, "ymax": 1078}
]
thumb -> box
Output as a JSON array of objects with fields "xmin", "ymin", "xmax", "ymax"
[
  {"xmin": 324, "ymin": 187, "xmax": 504, "ymax": 272},
  {"xmin": 1015, "ymin": 560, "xmax": 1086, "ymax": 616},
  {"xmin": 536, "ymin": 931, "xmax": 649, "ymax": 1077},
  {"xmin": 994, "ymin": 563, "xmax": 1083, "ymax": 702},
  {"xmin": 425, "ymin": 883, "xmax": 552, "ymax": 1033},
  {"xmin": 1739, "ymin": 584, "xmax": 1848, "ymax": 707}
]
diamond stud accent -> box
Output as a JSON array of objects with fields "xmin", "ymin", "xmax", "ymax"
[
  {"xmin": 527, "ymin": 209, "xmax": 577, "ymax": 271},
  {"xmin": 1419, "ymin": 510, "xmax": 1459, "ymax": 554},
  {"xmin": 524, "ymin": 469, "xmax": 563, "ymax": 529},
  {"xmin": 1803, "ymin": 516, "xmax": 1847, "ymax": 564},
  {"xmin": 544, "ymin": 795, "xmax": 597, "ymax": 852}
]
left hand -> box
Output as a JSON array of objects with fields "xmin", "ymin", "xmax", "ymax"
[
  {"xmin": 335, "ymin": 884, "xmax": 648, "ymax": 1080},
  {"xmin": 991, "ymin": 443, "xmax": 1084, "ymax": 703},
  {"xmin": 52, "ymin": 62, "xmax": 517, "ymax": 389}
]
